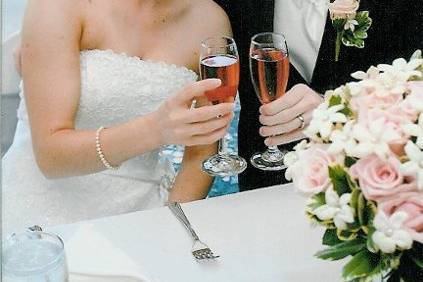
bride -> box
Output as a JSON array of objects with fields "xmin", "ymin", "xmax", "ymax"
[{"xmin": 2, "ymin": 0, "xmax": 233, "ymax": 234}]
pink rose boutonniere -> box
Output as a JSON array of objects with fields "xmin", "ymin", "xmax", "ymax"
[{"xmin": 328, "ymin": 0, "xmax": 372, "ymax": 61}]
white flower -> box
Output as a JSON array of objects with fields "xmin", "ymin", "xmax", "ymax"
[
  {"xmin": 314, "ymin": 188, "xmax": 355, "ymax": 230},
  {"xmin": 283, "ymin": 152, "xmax": 299, "ymax": 181},
  {"xmin": 346, "ymin": 81, "xmax": 363, "ymax": 96},
  {"xmin": 372, "ymin": 211, "xmax": 413, "ymax": 253},
  {"xmin": 411, "ymin": 49, "xmax": 422, "ymax": 60},
  {"xmin": 406, "ymin": 90, "xmax": 423, "ymax": 113},
  {"xmin": 401, "ymin": 141, "xmax": 423, "ymax": 190},
  {"xmin": 351, "ymin": 66, "xmax": 380, "ymax": 80},
  {"xmin": 283, "ymin": 140, "xmax": 310, "ymax": 181},
  {"xmin": 344, "ymin": 19, "xmax": 359, "ymax": 31},
  {"xmin": 403, "ymin": 114, "xmax": 423, "ymax": 149},
  {"xmin": 377, "ymin": 58, "xmax": 423, "ymax": 81},
  {"xmin": 350, "ymin": 118, "xmax": 401, "ymax": 159},
  {"xmin": 293, "ymin": 139, "xmax": 310, "ymax": 151},
  {"xmin": 304, "ymin": 103, "xmax": 348, "ymax": 140},
  {"xmin": 328, "ymin": 121, "xmax": 357, "ymax": 155}
]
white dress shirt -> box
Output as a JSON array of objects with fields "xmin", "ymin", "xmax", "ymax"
[{"xmin": 274, "ymin": 0, "xmax": 328, "ymax": 83}]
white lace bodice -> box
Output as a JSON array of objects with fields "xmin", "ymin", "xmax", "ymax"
[
  {"xmin": 17, "ymin": 48, "xmax": 198, "ymax": 182},
  {"xmin": 3, "ymin": 49, "xmax": 198, "ymax": 233},
  {"xmin": 18, "ymin": 49, "xmax": 198, "ymax": 128}
]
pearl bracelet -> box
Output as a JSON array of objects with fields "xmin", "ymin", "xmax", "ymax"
[{"xmin": 95, "ymin": 127, "xmax": 119, "ymax": 170}]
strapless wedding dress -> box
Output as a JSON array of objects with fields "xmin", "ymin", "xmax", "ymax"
[{"xmin": 2, "ymin": 49, "xmax": 197, "ymax": 234}]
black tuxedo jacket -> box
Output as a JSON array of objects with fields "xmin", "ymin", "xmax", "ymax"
[{"xmin": 215, "ymin": 0, "xmax": 423, "ymax": 191}]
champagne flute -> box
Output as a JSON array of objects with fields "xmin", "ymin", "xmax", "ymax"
[
  {"xmin": 249, "ymin": 32, "xmax": 290, "ymax": 171},
  {"xmin": 200, "ymin": 36, "xmax": 247, "ymax": 177}
]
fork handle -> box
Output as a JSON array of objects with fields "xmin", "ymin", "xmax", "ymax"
[{"xmin": 168, "ymin": 202, "xmax": 200, "ymax": 241}]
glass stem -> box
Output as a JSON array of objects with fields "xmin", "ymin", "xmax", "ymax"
[
  {"xmin": 262, "ymin": 145, "xmax": 284, "ymax": 162},
  {"xmin": 218, "ymin": 137, "xmax": 225, "ymax": 156},
  {"xmin": 267, "ymin": 145, "xmax": 280, "ymax": 154}
]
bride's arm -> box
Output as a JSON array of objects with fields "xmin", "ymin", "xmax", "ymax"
[
  {"xmin": 21, "ymin": 0, "xmax": 233, "ymax": 179},
  {"xmin": 21, "ymin": 1, "xmax": 164, "ymax": 178},
  {"xmin": 168, "ymin": 2, "xmax": 234, "ymax": 202}
]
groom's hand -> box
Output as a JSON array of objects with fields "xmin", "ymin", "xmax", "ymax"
[{"xmin": 258, "ymin": 84, "xmax": 323, "ymax": 146}]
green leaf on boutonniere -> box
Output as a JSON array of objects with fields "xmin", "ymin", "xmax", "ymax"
[
  {"xmin": 333, "ymin": 18, "xmax": 347, "ymax": 32},
  {"xmin": 329, "ymin": 165, "xmax": 352, "ymax": 196},
  {"xmin": 342, "ymin": 11, "xmax": 372, "ymax": 49},
  {"xmin": 342, "ymin": 249, "xmax": 381, "ymax": 281},
  {"xmin": 342, "ymin": 34, "xmax": 365, "ymax": 49},
  {"xmin": 334, "ymin": 11, "xmax": 372, "ymax": 61},
  {"xmin": 355, "ymin": 11, "xmax": 372, "ymax": 37},
  {"xmin": 316, "ymin": 237, "xmax": 366, "ymax": 261}
]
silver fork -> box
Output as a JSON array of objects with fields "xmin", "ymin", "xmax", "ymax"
[{"xmin": 168, "ymin": 202, "xmax": 220, "ymax": 260}]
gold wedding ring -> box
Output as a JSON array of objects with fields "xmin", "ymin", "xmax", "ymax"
[{"xmin": 297, "ymin": 114, "xmax": 305, "ymax": 129}]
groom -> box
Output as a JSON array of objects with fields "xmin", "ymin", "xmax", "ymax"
[{"xmin": 215, "ymin": 0, "xmax": 423, "ymax": 191}]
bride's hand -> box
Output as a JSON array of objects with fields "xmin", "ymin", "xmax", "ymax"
[{"xmin": 154, "ymin": 79, "xmax": 234, "ymax": 146}]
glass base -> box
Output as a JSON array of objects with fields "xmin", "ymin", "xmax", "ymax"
[
  {"xmin": 202, "ymin": 153, "xmax": 247, "ymax": 177},
  {"xmin": 250, "ymin": 149, "xmax": 288, "ymax": 171}
]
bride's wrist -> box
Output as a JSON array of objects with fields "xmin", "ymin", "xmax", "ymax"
[{"xmin": 142, "ymin": 111, "xmax": 165, "ymax": 148}]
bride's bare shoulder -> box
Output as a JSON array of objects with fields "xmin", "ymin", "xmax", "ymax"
[
  {"xmin": 190, "ymin": 0, "xmax": 232, "ymax": 35},
  {"xmin": 24, "ymin": 0, "xmax": 87, "ymax": 23}
]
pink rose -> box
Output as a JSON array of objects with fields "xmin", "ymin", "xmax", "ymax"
[
  {"xmin": 329, "ymin": 0, "xmax": 360, "ymax": 19},
  {"xmin": 292, "ymin": 147, "xmax": 343, "ymax": 196},
  {"xmin": 404, "ymin": 81, "xmax": 423, "ymax": 113},
  {"xmin": 380, "ymin": 192, "xmax": 423, "ymax": 243},
  {"xmin": 350, "ymin": 155, "xmax": 416, "ymax": 201},
  {"xmin": 397, "ymin": 99, "xmax": 419, "ymax": 123},
  {"xmin": 408, "ymin": 81, "xmax": 423, "ymax": 95},
  {"xmin": 351, "ymin": 93, "xmax": 403, "ymax": 114},
  {"xmin": 368, "ymin": 108, "xmax": 410, "ymax": 144}
]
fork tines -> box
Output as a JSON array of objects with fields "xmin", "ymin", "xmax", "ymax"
[{"xmin": 193, "ymin": 248, "xmax": 220, "ymax": 260}]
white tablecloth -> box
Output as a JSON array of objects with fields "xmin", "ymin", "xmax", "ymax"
[{"xmin": 50, "ymin": 184, "xmax": 344, "ymax": 282}]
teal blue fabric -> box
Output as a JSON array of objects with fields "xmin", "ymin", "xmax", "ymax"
[{"xmin": 162, "ymin": 98, "xmax": 241, "ymax": 197}]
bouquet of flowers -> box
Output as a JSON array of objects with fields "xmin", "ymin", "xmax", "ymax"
[{"xmin": 284, "ymin": 51, "xmax": 423, "ymax": 282}]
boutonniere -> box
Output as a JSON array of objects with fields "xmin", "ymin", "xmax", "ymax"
[{"xmin": 328, "ymin": 0, "xmax": 372, "ymax": 61}]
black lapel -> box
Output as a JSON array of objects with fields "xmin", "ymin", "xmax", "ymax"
[
  {"xmin": 262, "ymin": 0, "xmax": 275, "ymax": 32},
  {"xmin": 310, "ymin": 13, "xmax": 336, "ymax": 93}
]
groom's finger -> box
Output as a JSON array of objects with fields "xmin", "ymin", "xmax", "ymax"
[
  {"xmin": 260, "ymin": 111, "xmax": 312, "ymax": 137},
  {"xmin": 259, "ymin": 84, "xmax": 306, "ymax": 116},
  {"xmin": 264, "ymin": 129, "xmax": 306, "ymax": 147},
  {"xmin": 259, "ymin": 97, "xmax": 312, "ymax": 126},
  {"xmin": 174, "ymin": 79, "xmax": 222, "ymax": 106}
]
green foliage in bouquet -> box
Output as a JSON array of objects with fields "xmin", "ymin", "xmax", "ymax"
[
  {"xmin": 328, "ymin": 95, "xmax": 354, "ymax": 118},
  {"xmin": 310, "ymin": 166, "xmax": 423, "ymax": 281},
  {"xmin": 308, "ymin": 165, "xmax": 423, "ymax": 281},
  {"xmin": 290, "ymin": 50, "xmax": 423, "ymax": 282}
]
